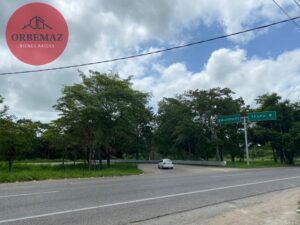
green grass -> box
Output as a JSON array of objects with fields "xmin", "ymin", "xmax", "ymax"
[
  {"xmin": 0, "ymin": 162, "xmax": 142, "ymax": 183},
  {"xmin": 226, "ymin": 159, "xmax": 300, "ymax": 168},
  {"xmin": 14, "ymin": 159, "xmax": 77, "ymax": 164}
]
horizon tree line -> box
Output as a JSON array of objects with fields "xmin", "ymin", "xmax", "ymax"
[{"xmin": 0, "ymin": 71, "xmax": 299, "ymax": 170}]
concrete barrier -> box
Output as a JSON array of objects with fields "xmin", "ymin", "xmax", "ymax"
[
  {"xmin": 107, "ymin": 159, "xmax": 227, "ymax": 167},
  {"xmin": 172, "ymin": 160, "xmax": 226, "ymax": 167}
]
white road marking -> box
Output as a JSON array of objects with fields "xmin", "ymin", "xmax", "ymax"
[
  {"xmin": 211, "ymin": 172, "xmax": 256, "ymax": 178},
  {"xmin": 0, "ymin": 191, "xmax": 59, "ymax": 199},
  {"xmin": 0, "ymin": 175, "xmax": 300, "ymax": 223}
]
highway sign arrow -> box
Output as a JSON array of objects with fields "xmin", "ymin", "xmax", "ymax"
[{"xmin": 247, "ymin": 111, "xmax": 277, "ymax": 122}]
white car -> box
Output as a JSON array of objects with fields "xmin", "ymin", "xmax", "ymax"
[{"xmin": 158, "ymin": 159, "xmax": 174, "ymax": 169}]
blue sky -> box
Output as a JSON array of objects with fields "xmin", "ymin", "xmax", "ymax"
[
  {"xmin": 152, "ymin": 16, "xmax": 300, "ymax": 73},
  {"xmin": 0, "ymin": 0, "xmax": 300, "ymax": 122}
]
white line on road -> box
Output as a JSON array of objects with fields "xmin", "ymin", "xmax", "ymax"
[
  {"xmin": 0, "ymin": 175, "xmax": 300, "ymax": 224},
  {"xmin": 0, "ymin": 191, "xmax": 59, "ymax": 199},
  {"xmin": 211, "ymin": 172, "xmax": 256, "ymax": 178}
]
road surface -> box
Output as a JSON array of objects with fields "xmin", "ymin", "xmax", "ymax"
[{"xmin": 0, "ymin": 165, "xmax": 300, "ymax": 225}]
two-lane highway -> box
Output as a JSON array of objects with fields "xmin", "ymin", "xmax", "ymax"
[{"xmin": 0, "ymin": 165, "xmax": 300, "ymax": 225}]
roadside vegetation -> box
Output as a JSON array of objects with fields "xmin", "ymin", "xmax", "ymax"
[
  {"xmin": 0, "ymin": 71, "xmax": 300, "ymax": 182},
  {"xmin": 0, "ymin": 162, "xmax": 142, "ymax": 183}
]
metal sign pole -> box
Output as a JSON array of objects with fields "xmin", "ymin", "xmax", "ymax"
[
  {"xmin": 243, "ymin": 116, "xmax": 250, "ymax": 166},
  {"xmin": 217, "ymin": 111, "xmax": 277, "ymax": 166}
]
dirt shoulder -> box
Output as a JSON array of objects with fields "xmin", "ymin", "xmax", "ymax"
[
  {"xmin": 206, "ymin": 187, "xmax": 300, "ymax": 225},
  {"xmin": 132, "ymin": 187, "xmax": 300, "ymax": 225}
]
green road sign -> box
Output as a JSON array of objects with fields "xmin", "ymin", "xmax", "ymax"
[
  {"xmin": 248, "ymin": 111, "xmax": 277, "ymax": 122},
  {"xmin": 217, "ymin": 114, "xmax": 241, "ymax": 124}
]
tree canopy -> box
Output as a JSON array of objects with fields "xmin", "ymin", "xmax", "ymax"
[
  {"xmin": 53, "ymin": 71, "xmax": 153, "ymax": 168},
  {"xmin": 1, "ymin": 73, "xmax": 300, "ymax": 168}
]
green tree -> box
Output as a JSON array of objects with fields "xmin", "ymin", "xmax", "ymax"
[
  {"xmin": 253, "ymin": 93, "xmax": 300, "ymax": 164},
  {"xmin": 155, "ymin": 97, "xmax": 198, "ymax": 159},
  {"xmin": 155, "ymin": 88, "xmax": 245, "ymax": 161},
  {"xmin": 0, "ymin": 97, "xmax": 36, "ymax": 170},
  {"xmin": 0, "ymin": 95, "xmax": 8, "ymax": 118},
  {"xmin": 16, "ymin": 119, "xmax": 44, "ymax": 159},
  {"xmin": 0, "ymin": 118, "xmax": 34, "ymax": 171},
  {"xmin": 187, "ymin": 88, "xmax": 245, "ymax": 161},
  {"xmin": 54, "ymin": 71, "xmax": 153, "ymax": 168}
]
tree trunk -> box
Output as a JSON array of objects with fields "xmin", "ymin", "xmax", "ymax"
[
  {"xmin": 278, "ymin": 148, "xmax": 284, "ymax": 164},
  {"xmin": 83, "ymin": 146, "xmax": 87, "ymax": 168},
  {"xmin": 88, "ymin": 145, "xmax": 92, "ymax": 171},
  {"xmin": 62, "ymin": 147, "xmax": 66, "ymax": 169},
  {"xmin": 72, "ymin": 151, "xmax": 76, "ymax": 166},
  {"xmin": 239, "ymin": 149, "xmax": 244, "ymax": 162},
  {"xmin": 106, "ymin": 146, "xmax": 110, "ymax": 168},
  {"xmin": 216, "ymin": 143, "xmax": 220, "ymax": 161},
  {"xmin": 8, "ymin": 147, "xmax": 16, "ymax": 172},
  {"xmin": 47, "ymin": 147, "xmax": 50, "ymax": 159},
  {"xmin": 98, "ymin": 147, "xmax": 102, "ymax": 170},
  {"xmin": 135, "ymin": 148, "xmax": 139, "ymax": 160},
  {"xmin": 219, "ymin": 148, "xmax": 224, "ymax": 161},
  {"xmin": 84, "ymin": 159, "xmax": 87, "ymax": 168},
  {"xmin": 286, "ymin": 151, "xmax": 294, "ymax": 165},
  {"xmin": 187, "ymin": 141, "xmax": 192, "ymax": 159},
  {"xmin": 136, "ymin": 136, "xmax": 139, "ymax": 160},
  {"xmin": 272, "ymin": 148, "xmax": 278, "ymax": 163},
  {"xmin": 282, "ymin": 149, "xmax": 288, "ymax": 164},
  {"xmin": 8, "ymin": 159, "xmax": 13, "ymax": 172},
  {"xmin": 231, "ymin": 154, "xmax": 235, "ymax": 162}
]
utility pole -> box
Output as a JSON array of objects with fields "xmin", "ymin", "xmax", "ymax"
[
  {"xmin": 243, "ymin": 116, "xmax": 250, "ymax": 166},
  {"xmin": 217, "ymin": 111, "xmax": 276, "ymax": 166}
]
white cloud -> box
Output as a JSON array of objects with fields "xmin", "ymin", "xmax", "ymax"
[
  {"xmin": 0, "ymin": 0, "xmax": 299, "ymax": 122},
  {"xmin": 133, "ymin": 48, "xmax": 300, "ymax": 107}
]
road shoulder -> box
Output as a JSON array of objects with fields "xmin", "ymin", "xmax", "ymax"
[{"xmin": 132, "ymin": 187, "xmax": 300, "ymax": 225}]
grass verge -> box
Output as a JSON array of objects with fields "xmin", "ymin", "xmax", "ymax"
[{"xmin": 0, "ymin": 163, "xmax": 142, "ymax": 183}]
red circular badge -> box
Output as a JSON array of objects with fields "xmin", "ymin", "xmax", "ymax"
[{"xmin": 6, "ymin": 3, "xmax": 69, "ymax": 66}]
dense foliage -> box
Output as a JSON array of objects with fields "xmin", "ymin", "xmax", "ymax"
[{"xmin": 0, "ymin": 71, "xmax": 299, "ymax": 169}]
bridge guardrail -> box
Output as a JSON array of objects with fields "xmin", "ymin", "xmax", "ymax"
[{"xmin": 108, "ymin": 159, "xmax": 227, "ymax": 167}]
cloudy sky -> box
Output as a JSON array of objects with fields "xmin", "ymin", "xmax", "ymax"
[{"xmin": 0, "ymin": 0, "xmax": 300, "ymax": 122}]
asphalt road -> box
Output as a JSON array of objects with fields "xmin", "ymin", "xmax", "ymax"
[{"xmin": 0, "ymin": 165, "xmax": 300, "ymax": 225}]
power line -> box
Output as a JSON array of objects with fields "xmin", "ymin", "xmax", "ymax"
[
  {"xmin": 271, "ymin": 1, "xmax": 300, "ymax": 100},
  {"xmin": 283, "ymin": 0, "xmax": 300, "ymax": 100},
  {"xmin": 285, "ymin": 78, "xmax": 300, "ymax": 99},
  {"xmin": 1, "ymin": 15, "xmax": 300, "ymax": 76},
  {"xmin": 294, "ymin": 0, "xmax": 300, "ymax": 10},
  {"xmin": 271, "ymin": 0, "xmax": 300, "ymax": 28}
]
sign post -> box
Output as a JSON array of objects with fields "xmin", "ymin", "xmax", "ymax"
[
  {"xmin": 243, "ymin": 116, "xmax": 250, "ymax": 166},
  {"xmin": 217, "ymin": 114, "xmax": 250, "ymax": 165},
  {"xmin": 217, "ymin": 111, "xmax": 277, "ymax": 166}
]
